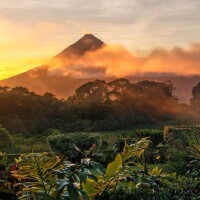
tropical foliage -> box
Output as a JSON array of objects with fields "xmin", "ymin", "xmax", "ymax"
[{"xmin": 0, "ymin": 135, "xmax": 198, "ymax": 199}]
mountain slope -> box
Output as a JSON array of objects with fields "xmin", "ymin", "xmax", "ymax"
[{"xmin": 54, "ymin": 34, "xmax": 105, "ymax": 58}]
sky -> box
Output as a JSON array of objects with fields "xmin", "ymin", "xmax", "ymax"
[{"xmin": 1, "ymin": 0, "xmax": 200, "ymax": 79}]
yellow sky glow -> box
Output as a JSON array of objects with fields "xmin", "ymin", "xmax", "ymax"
[{"xmin": 0, "ymin": 16, "xmax": 69, "ymax": 80}]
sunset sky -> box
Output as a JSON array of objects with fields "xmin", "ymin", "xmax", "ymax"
[{"xmin": 1, "ymin": 0, "xmax": 200, "ymax": 80}]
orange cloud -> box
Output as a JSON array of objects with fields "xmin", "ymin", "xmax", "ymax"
[{"xmin": 46, "ymin": 43, "xmax": 200, "ymax": 78}]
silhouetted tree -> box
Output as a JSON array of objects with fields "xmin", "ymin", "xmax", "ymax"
[{"xmin": 191, "ymin": 82, "xmax": 200, "ymax": 110}]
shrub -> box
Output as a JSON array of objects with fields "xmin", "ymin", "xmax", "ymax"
[
  {"xmin": 134, "ymin": 129, "xmax": 164, "ymax": 146},
  {"xmin": 0, "ymin": 126, "xmax": 13, "ymax": 152},
  {"xmin": 114, "ymin": 130, "xmax": 166, "ymax": 164},
  {"xmin": 95, "ymin": 169, "xmax": 199, "ymax": 200},
  {"xmin": 164, "ymin": 125, "xmax": 200, "ymax": 175},
  {"xmin": 0, "ymin": 152, "xmax": 18, "ymax": 200},
  {"xmin": 164, "ymin": 125, "xmax": 200, "ymax": 145},
  {"xmin": 164, "ymin": 148, "xmax": 191, "ymax": 175},
  {"xmin": 94, "ymin": 186, "xmax": 199, "ymax": 200},
  {"xmin": 12, "ymin": 153, "xmax": 61, "ymax": 199},
  {"xmin": 12, "ymin": 147, "xmax": 105, "ymax": 200},
  {"xmin": 48, "ymin": 132, "xmax": 99, "ymax": 162},
  {"xmin": 93, "ymin": 149, "xmax": 115, "ymax": 166}
]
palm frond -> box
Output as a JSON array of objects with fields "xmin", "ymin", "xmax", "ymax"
[{"xmin": 12, "ymin": 153, "xmax": 61, "ymax": 199}]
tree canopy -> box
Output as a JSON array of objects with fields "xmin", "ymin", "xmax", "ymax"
[{"xmin": 0, "ymin": 78, "xmax": 197, "ymax": 135}]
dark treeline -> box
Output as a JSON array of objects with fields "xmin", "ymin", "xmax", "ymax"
[{"xmin": 0, "ymin": 78, "xmax": 199, "ymax": 135}]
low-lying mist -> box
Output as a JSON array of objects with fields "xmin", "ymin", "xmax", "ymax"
[{"xmin": 44, "ymin": 43, "xmax": 200, "ymax": 78}]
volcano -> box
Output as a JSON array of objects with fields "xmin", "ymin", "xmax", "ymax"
[
  {"xmin": 0, "ymin": 34, "xmax": 107, "ymax": 98},
  {"xmin": 0, "ymin": 34, "xmax": 198, "ymax": 102}
]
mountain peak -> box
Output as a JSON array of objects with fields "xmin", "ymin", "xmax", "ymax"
[
  {"xmin": 54, "ymin": 34, "xmax": 105, "ymax": 59},
  {"xmin": 80, "ymin": 33, "xmax": 101, "ymax": 41}
]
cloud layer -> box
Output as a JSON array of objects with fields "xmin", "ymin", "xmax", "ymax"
[
  {"xmin": 46, "ymin": 44, "xmax": 200, "ymax": 78},
  {"xmin": 1, "ymin": 0, "xmax": 200, "ymax": 50}
]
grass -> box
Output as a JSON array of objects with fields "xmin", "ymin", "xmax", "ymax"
[{"xmin": 12, "ymin": 134, "xmax": 50, "ymax": 153}]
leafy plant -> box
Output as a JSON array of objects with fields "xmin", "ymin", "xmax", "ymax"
[
  {"xmin": 48, "ymin": 133, "xmax": 99, "ymax": 162},
  {"xmin": 187, "ymin": 137, "xmax": 200, "ymax": 179},
  {"xmin": 12, "ymin": 144, "xmax": 105, "ymax": 200},
  {"xmin": 0, "ymin": 152, "xmax": 17, "ymax": 199},
  {"xmin": 84, "ymin": 138, "xmax": 153, "ymax": 198},
  {"xmin": 12, "ymin": 153, "xmax": 62, "ymax": 200},
  {"xmin": 189, "ymin": 138, "xmax": 200, "ymax": 160}
]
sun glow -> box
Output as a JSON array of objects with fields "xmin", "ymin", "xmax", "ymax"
[
  {"xmin": 0, "ymin": 58, "xmax": 50, "ymax": 80},
  {"xmin": 0, "ymin": 16, "xmax": 68, "ymax": 80}
]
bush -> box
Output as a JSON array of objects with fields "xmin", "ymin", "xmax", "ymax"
[
  {"xmin": 93, "ymin": 149, "xmax": 115, "ymax": 166},
  {"xmin": 134, "ymin": 129, "xmax": 164, "ymax": 146},
  {"xmin": 47, "ymin": 132, "xmax": 99, "ymax": 162},
  {"xmin": 164, "ymin": 125, "xmax": 200, "ymax": 145},
  {"xmin": 95, "ymin": 175, "xmax": 199, "ymax": 200},
  {"xmin": 94, "ymin": 187, "xmax": 199, "ymax": 200},
  {"xmin": 164, "ymin": 149, "xmax": 191, "ymax": 175},
  {"xmin": 113, "ymin": 130, "xmax": 166, "ymax": 164},
  {"xmin": 164, "ymin": 125, "xmax": 200, "ymax": 175},
  {"xmin": 0, "ymin": 126, "xmax": 13, "ymax": 152}
]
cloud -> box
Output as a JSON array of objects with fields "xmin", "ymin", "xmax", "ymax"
[
  {"xmin": 46, "ymin": 43, "xmax": 200, "ymax": 78},
  {"xmin": 1, "ymin": 0, "xmax": 200, "ymax": 51}
]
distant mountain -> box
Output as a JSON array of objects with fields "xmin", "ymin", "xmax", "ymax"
[{"xmin": 0, "ymin": 34, "xmax": 198, "ymax": 103}]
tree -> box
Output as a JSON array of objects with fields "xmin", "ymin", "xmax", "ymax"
[
  {"xmin": 0, "ymin": 126, "xmax": 12, "ymax": 151},
  {"xmin": 191, "ymin": 82, "xmax": 200, "ymax": 109},
  {"xmin": 74, "ymin": 80, "xmax": 107, "ymax": 104},
  {"xmin": 192, "ymin": 82, "xmax": 200, "ymax": 98}
]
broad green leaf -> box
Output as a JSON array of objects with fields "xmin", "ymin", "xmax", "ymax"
[
  {"xmin": 86, "ymin": 174, "xmax": 98, "ymax": 182},
  {"xmin": 57, "ymin": 179, "xmax": 69, "ymax": 191},
  {"xmin": 121, "ymin": 138, "xmax": 150, "ymax": 162},
  {"xmin": 14, "ymin": 156, "xmax": 22, "ymax": 164},
  {"xmin": 150, "ymin": 167, "xmax": 162, "ymax": 176},
  {"xmin": 67, "ymin": 183, "xmax": 80, "ymax": 200},
  {"xmin": 90, "ymin": 161, "xmax": 105, "ymax": 175},
  {"xmin": 106, "ymin": 154, "xmax": 122, "ymax": 176},
  {"xmin": 82, "ymin": 179, "xmax": 97, "ymax": 195},
  {"xmin": 78, "ymin": 171, "xmax": 87, "ymax": 184},
  {"xmin": 78, "ymin": 190, "xmax": 89, "ymax": 200}
]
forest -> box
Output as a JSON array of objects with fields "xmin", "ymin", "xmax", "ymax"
[
  {"xmin": 0, "ymin": 79, "xmax": 200, "ymax": 199},
  {"xmin": 0, "ymin": 78, "xmax": 200, "ymax": 135}
]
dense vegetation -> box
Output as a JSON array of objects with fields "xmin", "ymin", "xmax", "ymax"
[
  {"xmin": 0, "ymin": 129, "xmax": 199, "ymax": 199},
  {"xmin": 0, "ymin": 78, "xmax": 200, "ymax": 199},
  {"xmin": 0, "ymin": 78, "xmax": 199, "ymax": 136}
]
